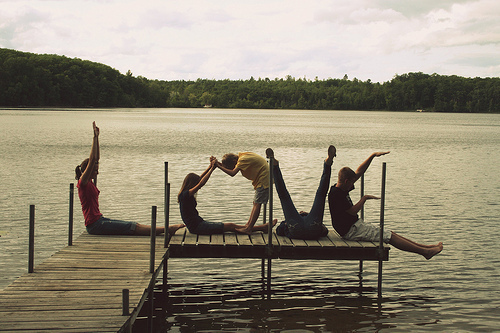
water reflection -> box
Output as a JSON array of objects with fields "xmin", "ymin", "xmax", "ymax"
[{"xmin": 138, "ymin": 275, "xmax": 442, "ymax": 332}]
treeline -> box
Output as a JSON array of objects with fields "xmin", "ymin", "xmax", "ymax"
[{"xmin": 1, "ymin": 48, "xmax": 499, "ymax": 112}]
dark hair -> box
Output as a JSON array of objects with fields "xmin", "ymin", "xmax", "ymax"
[
  {"xmin": 178, "ymin": 173, "xmax": 201, "ymax": 202},
  {"xmin": 75, "ymin": 158, "xmax": 89, "ymax": 180},
  {"xmin": 221, "ymin": 153, "xmax": 239, "ymax": 170}
]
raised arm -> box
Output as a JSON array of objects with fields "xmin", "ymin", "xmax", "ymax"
[
  {"xmin": 215, "ymin": 161, "xmax": 240, "ymax": 177},
  {"xmin": 188, "ymin": 159, "xmax": 217, "ymax": 196},
  {"xmin": 80, "ymin": 122, "xmax": 100, "ymax": 186},
  {"xmin": 353, "ymin": 151, "xmax": 390, "ymax": 182}
]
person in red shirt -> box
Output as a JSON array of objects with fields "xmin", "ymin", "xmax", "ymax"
[{"xmin": 75, "ymin": 121, "xmax": 184, "ymax": 236}]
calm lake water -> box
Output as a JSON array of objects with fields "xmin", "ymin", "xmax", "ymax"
[{"xmin": 0, "ymin": 108, "xmax": 499, "ymax": 332}]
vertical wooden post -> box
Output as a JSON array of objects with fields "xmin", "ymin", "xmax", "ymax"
[
  {"xmin": 163, "ymin": 162, "xmax": 171, "ymax": 299},
  {"xmin": 68, "ymin": 183, "xmax": 74, "ymax": 246},
  {"xmin": 150, "ymin": 206, "xmax": 157, "ymax": 274},
  {"xmin": 378, "ymin": 162, "xmax": 387, "ymax": 298},
  {"xmin": 359, "ymin": 174, "xmax": 364, "ymax": 274},
  {"xmin": 28, "ymin": 205, "xmax": 35, "ymax": 273},
  {"xmin": 122, "ymin": 289, "xmax": 130, "ymax": 316},
  {"xmin": 267, "ymin": 156, "xmax": 274, "ymax": 297},
  {"xmin": 164, "ymin": 162, "xmax": 170, "ymax": 248},
  {"xmin": 261, "ymin": 204, "xmax": 266, "ymax": 282}
]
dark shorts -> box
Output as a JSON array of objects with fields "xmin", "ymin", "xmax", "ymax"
[
  {"xmin": 86, "ymin": 217, "xmax": 137, "ymax": 235},
  {"xmin": 190, "ymin": 221, "xmax": 224, "ymax": 235}
]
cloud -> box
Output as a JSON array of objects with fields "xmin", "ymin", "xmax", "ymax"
[{"xmin": 0, "ymin": 0, "xmax": 498, "ymax": 82}]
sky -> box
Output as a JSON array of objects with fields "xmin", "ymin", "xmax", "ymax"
[{"xmin": 1, "ymin": 0, "xmax": 499, "ymax": 83}]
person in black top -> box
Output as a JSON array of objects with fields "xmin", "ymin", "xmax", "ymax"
[
  {"xmin": 178, "ymin": 157, "xmax": 276, "ymax": 235},
  {"xmin": 328, "ymin": 151, "xmax": 443, "ymax": 260}
]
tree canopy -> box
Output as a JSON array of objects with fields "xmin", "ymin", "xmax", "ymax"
[{"xmin": 1, "ymin": 48, "xmax": 498, "ymax": 112}]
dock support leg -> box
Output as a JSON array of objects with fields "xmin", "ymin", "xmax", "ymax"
[
  {"xmin": 28, "ymin": 205, "xmax": 35, "ymax": 273},
  {"xmin": 267, "ymin": 258, "xmax": 272, "ymax": 299},
  {"xmin": 150, "ymin": 206, "xmax": 157, "ymax": 274},
  {"xmin": 378, "ymin": 162, "xmax": 387, "ymax": 298},
  {"xmin": 261, "ymin": 204, "xmax": 266, "ymax": 283},
  {"xmin": 164, "ymin": 162, "xmax": 170, "ymax": 248},
  {"xmin": 163, "ymin": 252, "xmax": 169, "ymax": 300},
  {"xmin": 68, "ymin": 183, "xmax": 74, "ymax": 246},
  {"xmin": 122, "ymin": 289, "xmax": 130, "ymax": 316},
  {"xmin": 266, "ymin": 155, "xmax": 274, "ymax": 299}
]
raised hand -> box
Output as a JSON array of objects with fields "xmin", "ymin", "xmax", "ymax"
[{"xmin": 93, "ymin": 121, "xmax": 99, "ymax": 137}]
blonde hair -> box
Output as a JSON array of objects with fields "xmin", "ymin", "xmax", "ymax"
[{"xmin": 338, "ymin": 167, "xmax": 356, "ymax": 182}]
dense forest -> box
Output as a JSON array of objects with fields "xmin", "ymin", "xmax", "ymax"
[{"xmin": 1, "ymin": 48, "xmax": 499, "ymax": 112}]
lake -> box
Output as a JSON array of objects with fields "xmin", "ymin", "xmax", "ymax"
[{"xmin": 0, "ymin": 108, "xmax": 499, "ymax": 331}]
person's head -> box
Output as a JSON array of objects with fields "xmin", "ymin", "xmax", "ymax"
[
  {"xmin": 337, "ymin": 167, "xmax": 356, "ymax": 189},
  {"xmin": 178, "ymin": 173, "xmax": 201, "ymax": 202},
  {"xmin": 221, "ymin": 153, "xmax": 239, "ymax": 170},
  {"xmin": 75, "ymin": 158, "xmax": 99, "ymax": 180}
]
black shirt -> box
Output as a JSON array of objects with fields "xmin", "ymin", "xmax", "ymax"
[{"xmin": 328, "ymin": 184, "xmax": 359, "ymax": 236}]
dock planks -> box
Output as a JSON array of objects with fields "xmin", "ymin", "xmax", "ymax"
[
  {"xmin": 0, "ymin": 228, "xmax": 389, "ymax": 332},
  {"xmin": 168, "ymin": 229, "xmax": 389, "ymax": 261},
  {"xmin": 0, "ymin": 232, "xmax": 169, "ymax": 333}
]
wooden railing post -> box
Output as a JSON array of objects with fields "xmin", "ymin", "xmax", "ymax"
[
  {"xmin": 378, "ymin": 162, "xmax": 387, "ymax": 297},
  {"xmin": 68, "ymin": 183, "xmax": 74, "ymax": 246},
  {"xmin": 267, "ymin": 155, "xmax": 274, "ymax": 297},
  {"xmin": 122, "ymin": 289, "xmax": 130, "ymax": 316},
  {"xmin": 359, "ymin": 174, "xmax": 365, "ymax": 275},
  {"xmin": 28, "ymin": 205, "xmax": 35, "ymax": 273},
  {"xmin": 164, "ymin": 162, "xmax": 170, "ymax": 248},
  {"xmin": 150, "ymin": 206, "xmax": 157, "ymax": 274}
]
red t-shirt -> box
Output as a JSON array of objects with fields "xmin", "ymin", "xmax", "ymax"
[{"xmin": 77, "ymin": 179, "xmax": 102, "ymax": 226}]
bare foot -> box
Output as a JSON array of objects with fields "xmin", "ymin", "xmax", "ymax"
[
  {"xmin": 325, "ymin": 145, "xmax": 336, "ymax": 165},
  {"xmin": 260, "ymin": 219, "xmax": 278, "ymax": 234},
  {"xmin": 168, "ymin": 224, "xmax": 185, "ymax": 235},
  {"xmin": 266, "ymin": 148, "xmax": 278, "ymax": 165},
  {"xmin": 424, "ymin": 243, "xmax": 443, "ymax": 260}
]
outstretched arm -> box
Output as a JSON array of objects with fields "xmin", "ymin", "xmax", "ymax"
[
  {"xmin": 80, "ymin": 122, "xmax": 100, "ymax": 186},
  {"xmin": 189, "ymin": 159, "xmax": 217, "ymax": 196},
  {"xmin": 353, "ymin": 151, "xmax": 390, "ymax": 182},
  {"xmin": 346, "ymin": 195, "xmax": 380, "ymax": 215},
  {"xmin": 215, "ymin": 161, "xmax": 240, "ymax": 177}
]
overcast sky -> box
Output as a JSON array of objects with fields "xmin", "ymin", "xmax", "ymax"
[{"xmin": 1, "ymin": 0, "xmax": 499, "ymax": 83}]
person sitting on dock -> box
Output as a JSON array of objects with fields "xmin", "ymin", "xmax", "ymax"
[
  {"xmin": 178, "ymin": 157, "xmax": 276, "ymax": 235},
  {"xmin": 328, "ymin": 151, "xmax": 443, "ymax": 259},
  {"xmin": 216, "ymin": 151, "xmax": 270, "ymax": 234},
  {"xmin": 75, "ymin": 121, "xmax": 184, "ymax": 236},
  {"xmin": 265, "ymin": 147, "xmax": 334, "ymax": 240}
]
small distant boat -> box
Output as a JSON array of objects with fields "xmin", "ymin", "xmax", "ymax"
[
  {"xmin": 417, "ymin": 109, "xmax": 424, "ymax": 112},
  {"xmin": 203, "ymin": 104, "xmax": 213, "ymax": 108}
]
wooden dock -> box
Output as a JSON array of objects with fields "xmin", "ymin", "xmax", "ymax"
[
  {"xmin": 0, "ymin": 232, "xmax": 170, "ymax": 333},
  {"xmin": 0, "ymin": 229, "xmax": 389, "ymax": 332},
  {"xmin": 0, "ymin": 161, "xmax": 391, "ymax": 331},
  {"xmin": 168, "ymin": 229, "xmax": 389, "ymax": 261}
]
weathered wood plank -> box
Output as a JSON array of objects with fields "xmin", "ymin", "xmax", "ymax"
[
  {"xmin": 167, "ymin": 229, "xmax": 389, "ymax": 261},
  {"xmin": 0, "ymin": 229, "xmax": 183, "ymax": 332}
]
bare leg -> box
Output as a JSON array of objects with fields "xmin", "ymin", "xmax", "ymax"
[
  {"xmin": 395, "ymin": 232, "xmax": 442, "ymax": 249},
  {"xmin": 239, "ymin": 202, "xmax": 262, "ymax": 234},
  {"xmin": 223, "ymin": 223, "xmax": 244, "ymax": 232},
  {"xmin": 389, "ymin": 232, "xmax": 443, "ymax": 260},
  {"xmin": 134, "ymin": 224, "xmax": 165, "ymax": 236}
]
